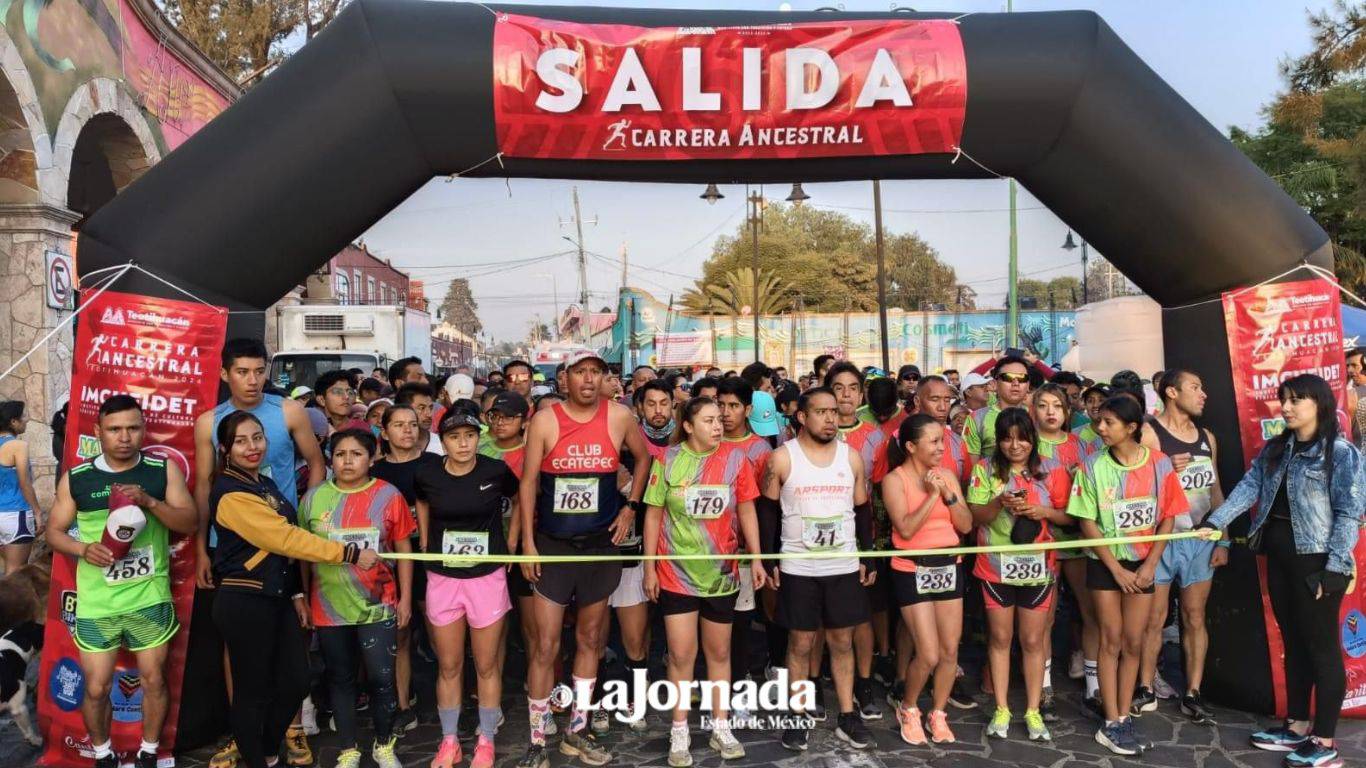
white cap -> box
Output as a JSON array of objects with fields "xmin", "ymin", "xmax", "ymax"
[
  {"xmin": 444, "ymin": 373, "xmax": 475, "ymax": 402},
  {"xmin": 962, "ymin": 372, "xmax": 992, "ymax": 390}
]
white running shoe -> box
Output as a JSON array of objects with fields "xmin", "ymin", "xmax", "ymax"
[
  {"xmin": 1153, "ymin": 672, "xmax": 1179, "ymax": 700},
  {"xmin": 1068, "ymin": 650, "xmax": 1085, "ymax": 681},
  {"xmin": 300, "ymin": 696, "xmax": 320, "ymax": 736}
]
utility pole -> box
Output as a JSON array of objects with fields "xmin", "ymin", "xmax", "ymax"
[
  {"xmin": 873, "ymin": 180, "xmax": 890, "ymax": 371},
  {"xmin": 748, "ymin": 186, "xmax": 763, "ymax": 362},
  {"xmin": 1005, "ymin": 0, "xmax": 1019, "ymax": 348},
  {"xmin": 559, "ymin": 186, "xmax": 597, "ymax": 344}
]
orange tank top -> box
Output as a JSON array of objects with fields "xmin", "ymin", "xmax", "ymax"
[{"xmin": 889, "ymin": 464, "xmax": 961, "ymax": 572}]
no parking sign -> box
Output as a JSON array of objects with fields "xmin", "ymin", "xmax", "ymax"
[{"xmin": 44, "ymin": 250, "xmax": 73, "ymax": 310}]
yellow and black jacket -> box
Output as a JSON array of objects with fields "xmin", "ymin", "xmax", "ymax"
[{"xmin": 209, "ymin": 466, "xmax": 357, "ymax": 596}]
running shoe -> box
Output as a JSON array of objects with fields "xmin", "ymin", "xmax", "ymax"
[
  {"xmin": 430, "ymin": 735, "xmax": 461, "ymax": 768},
  {"xmin": 1068, "ymin": 650, "xmax": 1085, "ymax": 680},
  {"xmin": 1095, "ymin": 721, "xmax": 1140, "ymax": 756},
  {"xmin": 668, "ymin": 726, "xmax": 692, "ymax": 767},
  {"xmin": 874, "ymin": 654, "xmax": 897, "ymax": 687},
  {"xmin": 986, "ymin": 707, "xmax": 1010, "ymax": 739},
  {"xmin": 458, "ymin": 707, "xmax": 479, "ymax": 741},
  {"xmin": 1025, "ymin": 709, "xmax": 1051, "ymax": 742},
  {"xmin": 1129, "ymin": 717, "xmax": 1154, "ymax": 752},
  {"xmin": 372, "ymin": 737, "xmax": 401, "ymax": 768},
  {"xmin": 764, "ymin": 665, "xmax": 784, "ymax": 682},
  {"xmin": 560, "ymin": 729, "xmax": 612, "ymax": 766},
  {"xmin": 810, "ymin": 684, "xmax": 828, "ymax": 721},
  {"xmin": 1040, "ymin": 687, "xmax": 1059, "ymax": 723},
  {"xmin": 285, "ymin": 726, "xmax": 312, "ymax": 766},
  {"xmin": 896, "ymin": 706, "xmax": 926, "ymax": 746},
  {"xmin": 591, "ymin": 709, "xmax": 610, "ymax": 734},
  {"xmin": 1153, "ymin": 672, "xmax": 1179, "ymax": 700},
  {"xmin": 1285, "ymin": 737, "xmax": 1343, "ymax": 768},
  {"xmin": 1180, "ymin": 691, "xmax": 1215, "ymax": 724},
  {"xmin": 393, "ymin": 707, "xmax": 418, "ymax": 736},
  {"xmin": 208, "ymin": 739, "xmax": 239, "ymax": 768},
  {"xmin": 543, "ymin": 711, "xmax": 559, "ymax": 737},
  {"xmin": 516, "ymin": 745, "xmax": 550, "ymax": 768},
  {"xmin": 835, "ymin": 712, "xmax": 872, "ymax": 748},
  {"xmin": 301, "ymin": 697, "xmax": 320, "ymax": 736},
  {"xmin": 470, "ymin": 736, "xmax": 496, "ymax": 768},
  {"xmin": 1130, "ymin": 686, "xmax": 1158, "ymax": 716},
  {"xmin": 926, "ymin": 709, "xmax": 955, "ymax": 744},
  {"xmin": 886, "ymin": 679, "xmax": 905, "ymax": 709},
  {"xmin": 134, "ymin": 752, "xmax": 157, "ymax": 768},
  {"xmin": 1251, "ymin": 723, "xmax": 1312, "ymax": 752},
  {"xmin": 1084, "ymin": 696, "xmax": 1106, "ymax": 721},
  {"xmin": 94, "ymin": 757, "xmax": 118, "ymax": 768},
  {"xmin": 336, "ymin": 748, "xmax": 362, "ymax": 768},
  {"xmin": 709, "ymin": 725, "xmax": 745, "ymax": 760},
  {"xmin": 781, "ymin": 726, "xmax": 809, "ymax": 752},
  {"xmin": 948, "ymin": 676, "xmax": 978, "ymax": 710},
  {"xmin": 854, "ymin": 677, "xmax": 883, "ymax": 721}
]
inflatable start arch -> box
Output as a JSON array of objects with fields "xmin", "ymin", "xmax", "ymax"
[{"xmin": 73, "ymin": 0, "xmax": 1331, "ymax": 712}]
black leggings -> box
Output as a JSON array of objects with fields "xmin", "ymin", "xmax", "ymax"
[
  {"xmin": 213, "ymin": 591, "xmax": 311, "ymax": 768},
  {"xmin": 317, "ymin": 619, "xmax": 398, "ymax": 746},
  {"xmin": 731, "ymin": 609, "xmax": 754, "ymax": 682},
  {"xmin": 1264, "ymin": 518, "xmax": 1346, "ymax": 738}
]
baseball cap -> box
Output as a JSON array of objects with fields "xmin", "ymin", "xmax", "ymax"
[
  {"xmin": 897, "ymin": 364, "xmax": 922, "ymax": 381},
  {"xmin": 962, "ymin": 372, "xmax": 991, "ymax": 390},
  {"xmin": 444, "ymin": 373, "xmax": 475, "ymax": 402},
  {"xmin": 290, "ymin": 385, "xmax": 313, "ymax": 399},
  {"xmin": 565, "ymin": 350, "xmax": 607, "ymax": 370},
  {"xmin": 305, "ymin": 407, "xmax": 330, "ymax": 439},
  {"xmin": 748, "ymin": 391, "xmax": 782, "ymax": 437},
  {"xmin": 438, "ymin": 408, "xmax": 483, "ymax": 436},
  {"xmin": 530, "ymin": 384, "xmax": 553, "ymax": 398},
  {"xmin": 489, "ymin": 391, "xmax": 529, "ymax": 417}
]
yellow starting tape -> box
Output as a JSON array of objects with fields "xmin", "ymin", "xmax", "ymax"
[{"xmin": 377, "ymin": 528, "xmax": 1222, "ymax": 564}]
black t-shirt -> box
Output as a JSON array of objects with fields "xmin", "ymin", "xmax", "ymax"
[
  {"xmin": 373, "ymin": 454, "xmax": 437, "ymax": 506},
  {"xmin": 414, "ymin": 454, "xmax": 517, "ymax": 579}
]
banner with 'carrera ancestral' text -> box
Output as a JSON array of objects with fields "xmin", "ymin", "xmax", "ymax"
[
  {"xmin": 1220, "ymin": 276, "xmax": 1366, "ymax": 720},
  {"xmin": 493, "ymin": 14, "xmax": 966, "ymax": 161},
  {"xmin": 39, "ymin": 290, "xmax": 226, "ymax": 767}
]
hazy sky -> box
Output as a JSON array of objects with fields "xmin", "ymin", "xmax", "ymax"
[{"xmin": 360, "ymin": 0, "xmax": 1334, "ymax": 342}]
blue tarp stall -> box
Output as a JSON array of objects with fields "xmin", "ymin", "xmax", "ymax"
[{"xmin": 1344, "ymin": 305, "xmax": 1366, "ymax": 349}]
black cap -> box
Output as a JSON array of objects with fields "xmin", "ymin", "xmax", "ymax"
[
  {"xmin": 897, "ymin": 364, "xmax": 922, "ymax": 381},
  {"xmin": 437, "ymin": 409, "xmax": 483, "ymax": 436},
  {"xmin": 489, "ymin": 391, "xmax": 529, "ymax": 417}
]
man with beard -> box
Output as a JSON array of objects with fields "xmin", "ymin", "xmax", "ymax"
[
  {"xmin": 1135, "ymin": 369, "xmax": 1226, "ymax": 723},
  {"xmin": 964, "ymin": 356, "xmax": 1031, "ymax": 463},
  {"xmin": 761, "ymin": 387, "xmax": 875, "ymax": 752},
  {"xmin": 634, "ymin": 379, "xmax": 675, "ymax": 461}
]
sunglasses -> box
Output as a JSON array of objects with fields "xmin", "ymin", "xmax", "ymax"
[
  {"xmin": 997, "ymin": 372, "xmax": 1029, "ymax": 384},
  {"xmin": 900, "ymin": 374, "xmax": 920, "ymax": 382},
  {"xmin": 507, "ymin": 373, "xmax": 531, "ymax": 383},
  {"xmin": 327, "ymin": 387, "xmax": 357, "ymax": 397}
]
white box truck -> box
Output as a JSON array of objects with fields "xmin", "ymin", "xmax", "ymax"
[{"xmin": 271, "ymin": 304, "xmax": 432, "ymax": 392}]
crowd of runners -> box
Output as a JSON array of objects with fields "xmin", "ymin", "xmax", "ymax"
[{"xmin": 4, "ymin": 339, "xmax": 1364, "ymax": 768}]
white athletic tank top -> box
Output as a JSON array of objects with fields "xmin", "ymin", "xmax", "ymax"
[{"xmin": 779, "ymin": 439, "xmax": 857, "ymax": 577}]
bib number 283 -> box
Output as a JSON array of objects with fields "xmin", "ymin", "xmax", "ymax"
[{"xmin": 1114, "ymin": 497, "xmax": 1157, "ymax": 532}]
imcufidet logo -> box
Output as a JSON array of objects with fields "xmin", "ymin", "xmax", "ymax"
[
  {"xmin": 50, "ymin": 657, "xmax": 85, "ymax": 711},
  {"xmin": 111, "ymin": 670, "xmax": 145, "ymax": 723},
  {"xmin": 1343, "ymin": 609, "xmax": 1366, "ymax": 659}
]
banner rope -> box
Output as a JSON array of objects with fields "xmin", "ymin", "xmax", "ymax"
[
  {"xmin": 378, "ymin": 527, "xmax": 1220, "ymax": 564},
  {"xmin": 0, "ymin": 262, "xmax": 134, "ymax": 384},
  {"xmin": 1304, "ymin": 263, "xmax": 1366, "ymax": 310}
]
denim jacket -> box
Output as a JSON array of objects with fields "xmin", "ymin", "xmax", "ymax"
[{"xmin": 1206, "ymin": 436, "xmax": 1364, "ymax": 575}]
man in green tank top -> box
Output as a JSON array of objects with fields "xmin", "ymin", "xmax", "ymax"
[{"xmin": 46, "ymin": 395, "xmax": 197, "ymax": 768}]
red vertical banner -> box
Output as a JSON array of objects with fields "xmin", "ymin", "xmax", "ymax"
[
  {"xmin": 1221, "ymin": 276, "xmax": 1366, "ymax": 719},
  {"xmin": 38, "ymin": 290, "xmax": 227, "ymax": 767}
]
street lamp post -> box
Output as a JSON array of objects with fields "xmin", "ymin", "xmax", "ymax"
[
  {"xmin": 873, "ymin": 180, "xmax": 890, "ymax": 371},
  {"xmin": 748, "ymin": 186, "xmax": 763, "ymax": 362},
  {"xmin": 1062, "ymin": 230, "xmax": 1090, "ymax": 304}
]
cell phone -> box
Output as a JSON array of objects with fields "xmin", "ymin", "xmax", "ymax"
[
  {"xmin": 1005, "ymin": 347, "xmax": 1026, "ymax": 359},
  {"xmin": 1011, "ymin": 489, "xmax": 1028, "ymax": 498}
]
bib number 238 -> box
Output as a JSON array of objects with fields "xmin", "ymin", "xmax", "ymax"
[
  {"xmin": 915, "ymin": 564, "xmax": 956, "ymax": 594},
  {"xmin": 554, "ymin": 478, "xmax": 599, "ymax": 515}
]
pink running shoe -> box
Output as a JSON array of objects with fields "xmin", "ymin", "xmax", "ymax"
[
  {"xmin": 431, "ymin": 735, "xmax": 462, "ymax": 768},
  {"xmin": 927, "ymin": 709, "xmax": 956, "ymax": 744},
  {"xmin": 470, "ymin": 735, "xmax": 496, "ymax": 768},
  {"xmin": 897, "ymin": 706, "xmax": 927, "ymax": 746}
]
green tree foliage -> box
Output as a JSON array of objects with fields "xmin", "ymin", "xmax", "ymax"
[
  {"xmin": 693, "ymin": 203, "xmax": 961, "ymax": 312},
  {"xmin": 162, "ymin": 0, "xmax": 348, "ymax": 81},
  {"xmin": 1016, "ymin": 276, "xmax": 1084, "ymax": 309},
  {"xmin": 1232, "ymin": 1, "xmax": 1366, "ymax": 294},
  {"xmin": 681, "ymin": 267, "xmax": 791, "ymax": 315},
  {"xmin": 439, "ymin": 278, "xmax": 483, "ymax": 337}
]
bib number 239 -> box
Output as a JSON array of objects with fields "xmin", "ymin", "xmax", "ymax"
[{"xmin": 553, "ymin": 478, "xmax": 599, "ymax": 515}]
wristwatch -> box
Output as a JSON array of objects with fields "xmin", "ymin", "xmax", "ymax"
[{"xmin": 628, "ymin": 499, "xmax": 646, "ymax": 514}]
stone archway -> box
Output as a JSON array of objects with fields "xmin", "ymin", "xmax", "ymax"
[{"xmin": 53, "ymin": 77, "xmax": 161, "ymax": 218}]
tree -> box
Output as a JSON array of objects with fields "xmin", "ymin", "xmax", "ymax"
[
  {"xmin": 527, "ymin": 321, "xmax": 553, "ymax": 345},
  {"xmin": 682, "ymin": 267, "xmax": 791, "ymax": 315},
  {"xmin": 1017, "ymin": 276, "xmax": 1083, "ymax": 309},
  {"xmin": 692, "ymin": 203, "xmax": 961, "ymax": 312},
  {"xmin": 1084, "ymin": 257, "xmax": 1137, "ymax": 301},
  {"xmin": 1232, "ymin": 1, "xmax": 1366, "ymax": 296},
  {"xmin": 161, "ymin": 0, "xmax": 350, "ymax": 81},
  {"xmin": 439, "ymin": 278, "xmax": 482, "ymax": 337}
]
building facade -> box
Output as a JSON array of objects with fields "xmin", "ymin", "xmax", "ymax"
[{"xmin": 0, "ymin": 0, "xmax": 238, "ymax": 505}]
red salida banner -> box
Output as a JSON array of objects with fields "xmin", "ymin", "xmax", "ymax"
[
  {"xmin": 493, "ymin": 14, "xmax": 967, "ymax": 161},
  {"xmin": 1221, "ymin": 276, "xmax": 1366, "ymax": 720},
  {"xmin": 39, "ymin": 290, "xmax": 226, "ymax": 767}
]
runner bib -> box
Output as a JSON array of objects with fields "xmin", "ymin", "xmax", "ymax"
[
  {"xmin": 915, "ymin": 564, "xmax": 957, "ymax": 594},
  {"xmin": 1114, "ymin": 496, "xmax": 1158, "ymax": 532},
  {"xmin": 441, "ymin": 530, "xmax": 490, "ymax": 568},
  {"xmin": 1179, "ymin": 457, "xmax": 1216, "ymax": 492},
  {"xmin": 684, "ymin": 485, "xmax": 728, "ymax": 520},
  {"xmin": 802, "ymin": 515, "xmax": 847, "ymax": 552},
  {"xmin": 330, "ymin": 527, "xmax": 380, "ymax": 553},
  {"xmin": 1000, "ymin": 553, "xmax": 1046, "ymax": 585},
  {"xmin": 103, "ymin": 545, "xmax": 155, "ymax": 585},
  {"xmin": 553, "ymin": 478, "xmax": 599, "ymax": 514}
]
